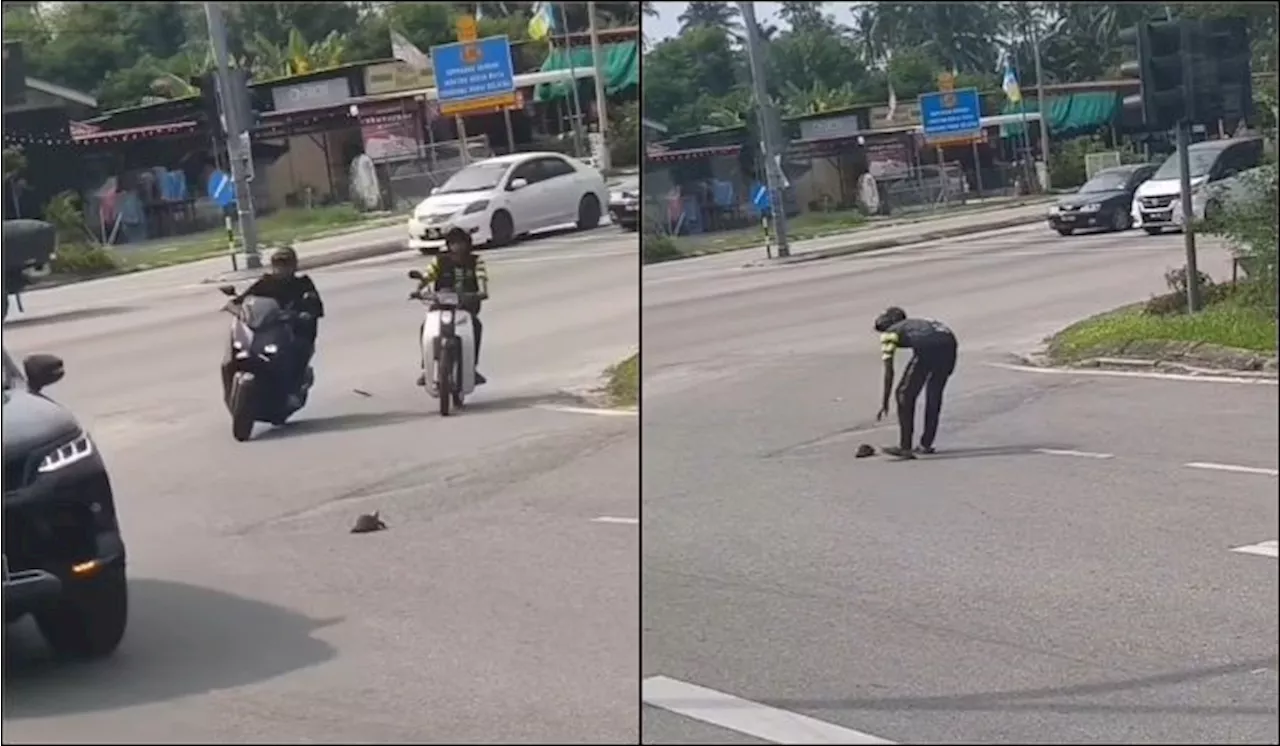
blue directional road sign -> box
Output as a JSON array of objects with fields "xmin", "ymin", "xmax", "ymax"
[
  {"xmin": 919, "ymin": 87, "xmax": 982, "ymax": 142},
  {"xmin": 430, "ymin": 35, "xmax": 516, "ymax": 116}
]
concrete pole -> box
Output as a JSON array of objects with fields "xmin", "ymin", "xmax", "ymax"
[
  {"xmin": 588, "ymin": 1, "xmax": 611, "ymax": 172},
  {"xmin": 1031, "ymin": 13, "xmax": 1052, "ymax": 191},
  {"xmin": 739, "ymin": 1, "xmax": 789, "ymax": 257},
  {"xmin": 1176, "ymin": 120, "xmax": 1201, "ymax": 312},
  {"xmin": 204, "ymin": 1, "xmax": 260, "ymax": 269}
]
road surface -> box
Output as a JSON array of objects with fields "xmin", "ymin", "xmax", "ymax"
[
  {"xmin": 3, "ymin": 227, "xmax": 640, "ymax": 744},
  {"xmin": 642, "ymin": 224, "xmax": 1278, "ymax": 744}
]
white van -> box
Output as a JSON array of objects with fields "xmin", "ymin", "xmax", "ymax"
[{"xmin": 1131, "ymin": 136, "xmax": 1264, "ymax": 235}]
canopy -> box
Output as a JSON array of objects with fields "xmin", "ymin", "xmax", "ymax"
[
  {"xmin": 534, "ymin": 41, "xmax": 639, "ymax": 102},
  {"xmin": 1001, "ymin": 91, "xmax": 1120, "ymax": 139}
]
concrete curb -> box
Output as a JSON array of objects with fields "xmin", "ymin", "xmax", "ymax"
[
  {"xmin": 1006, "ymin": 351, "xmax": 1280, "ymax": 381},
  {"xmin": 201, "ymin": 238, "xmax": 409, "ymax": 284},
  {"xmin": 752, "ymin": 212, "xmax": 1047, "ymax": 267}
]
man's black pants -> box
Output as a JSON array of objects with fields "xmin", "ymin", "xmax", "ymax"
[
  {"xmin": 895, "ymin": 336, "xmax": 958, "ymax": 450},
  {"xmin": 290, "ymin": 322, "xmax": 317, "ymax": 393}
]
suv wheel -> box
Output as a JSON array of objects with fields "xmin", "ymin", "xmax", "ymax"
[{"xmin": 36, "ymin": 564, "xmax": 128, "ymax": 659}]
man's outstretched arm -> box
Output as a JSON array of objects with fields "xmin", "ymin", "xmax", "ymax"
[{"xmin": 877, "ymin": 332, "xmax": 899, "ymax": 419}]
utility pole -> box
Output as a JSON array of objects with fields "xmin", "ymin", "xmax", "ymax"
[
  {"xmin": 204, "ymin": 1, "xmax": 260, "ymax": 269},
  {"xmin": 556, "ymin": 2, "xmax": 586, "ymax": 159},
  {"xmin": 739, "ymin": 1, "xmax": 789, "ymax": 257},
  {"xmin": 1175, "ymin": 120, "xmax": 1201, "ymax": 311},
  {"xmin": 1031, "ymin": 13, "xmax": 1051, "ymax": 192},
  {"xmin": 588, "ymin": 1, "xmax": 611, "ymax": 172}
]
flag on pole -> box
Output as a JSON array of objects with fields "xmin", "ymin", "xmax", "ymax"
[
  {"xmin": 886, "ymin": 80, "xmax": 898, "ymax": 121},
  {"xmin": 1002, "ymin": 56, "xmax": 1022, "ymax": 104},
  {"xmin": 528, "ymin": 2, "xmax": 556, "ymax": 40},
  {"xmin": 390, "ymin": 29, "xmax": 430, "ymax": 73}
]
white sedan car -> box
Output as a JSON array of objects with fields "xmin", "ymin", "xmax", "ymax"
[{"xmin": 407, "ymin": 152, "xmax": 608, "ymax": 253}]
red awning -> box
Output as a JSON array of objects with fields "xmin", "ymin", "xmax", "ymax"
[
  {"xmin": 646, "ymin": 145, "xmax": 742, "ymax": 164},
  {"xmin": 72, "ymin": 120, "xmax": 200, "ymax": 144}
]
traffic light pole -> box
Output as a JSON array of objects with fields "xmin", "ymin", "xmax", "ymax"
[
  {"xmin": 739, "ymin": 1, "xmax": 789, "ymax": 258},
  {"xmin": 204, "ymin": 1, "xmax": 261, "ymax": 270},
  {"xmin": 1175, "ymin": 120, "xmax": 1202, "ymax": 312}
]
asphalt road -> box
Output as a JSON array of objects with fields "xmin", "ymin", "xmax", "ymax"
[
  {"xmin": 641, "ymin": 224, "xmax": 1278, "ymax": 744},
  {"xmin": 3, "ymin": 226, "xmax": 640, "ymax": 744}
]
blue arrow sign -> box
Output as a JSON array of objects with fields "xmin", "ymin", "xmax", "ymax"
[{"xmin": 751, "ymin": 184, "xmax": 771, "ymax": 210}]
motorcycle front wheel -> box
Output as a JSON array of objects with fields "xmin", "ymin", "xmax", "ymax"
[
  {"xmin": 230, "ymin": 373, "xmax": 256, "ymax": 441},
  {"xmin": 436, "ymin": 343, "xmax": 453, "ymax": 417}
]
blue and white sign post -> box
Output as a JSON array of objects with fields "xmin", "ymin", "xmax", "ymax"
[
  {"xmin": 918, "ymin": 87, "xmax": 982, "ymax": 143},
  {"xmin": 430, "ymin": 35, "xmax": 517, "ymax": 117}
]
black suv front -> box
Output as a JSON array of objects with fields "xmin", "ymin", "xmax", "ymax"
[{"xmin": 3, "ymin": 348, "xmax": 128, "ymax": 659}]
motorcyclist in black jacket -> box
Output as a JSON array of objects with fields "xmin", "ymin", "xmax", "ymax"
[{"xmin": 240, "ymin": 246, "xmax": 324, "ymax": 402}]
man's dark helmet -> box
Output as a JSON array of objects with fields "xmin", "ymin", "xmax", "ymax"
[
  {"xmin": 270, "ymin": 245, "xmax": 299, "ymax": 267},
  {"xmin": 445, "ymin": 227, "xmax": 473, "ymax": 249},
  {"xmin": 874, "ymin": 306, "xmax": 907, "ymax": 332}
]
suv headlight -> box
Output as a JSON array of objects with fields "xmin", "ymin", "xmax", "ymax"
[{"xmin": 38, "ymin": 432, "xmax": 94, "ymax": 473}]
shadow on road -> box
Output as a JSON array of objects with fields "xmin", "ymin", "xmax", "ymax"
[
  {"xmin": 758, "ymin": 654, "xmax": 1279, "ymax": 718},
  {"xmin": 916, "ymin": 444, "xmax": 1077, "ymax": 461},
  {"xmin": 3, "ymin": 305, "xmax": 136, "ymax": 330},
  {"xmin": 257, "ymin": 410, "xmax": 424, "ymax": 439},
  {"xmin": 2, "ymin": 578, "xmax": 341, "ymax": 718},
  {"xmin": 461, "ymin": 391, "xmax": 591, "ymax": 415}
]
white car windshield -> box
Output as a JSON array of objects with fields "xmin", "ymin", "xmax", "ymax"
[
  {"xmin": 436, "ymin": 162, "xmax": 511, "ymax": 195},
  {"xmin": 1153, "ymin": 149, "xmax": 1219, "ymax": 181}
]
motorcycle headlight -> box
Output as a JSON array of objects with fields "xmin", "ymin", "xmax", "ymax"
[
  {"xmin": 463, "ymin": 200, "xmax": 489, "ymax": 215},
  {"xmin": 38, "ymin": 432, "xmax": 95, "ymax": 473},
  {"xmin": 264, "ymin": 344, "xmax": 278, "ymax": 355}
]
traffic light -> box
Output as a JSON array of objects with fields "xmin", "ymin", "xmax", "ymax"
[
  {"xmin": 1119, "ymin": 20, "xmax": 1191, "ymax": 131},
  {"xmin": 1186, "ymin": 17, "xmax": 1253, "ymax": 126},
  {"xmin": 195, "ymin": 72, "xmax": 223, "ymax": 137},
  {"xmin": 195, "ymin": 69, "xmax": 259, "ymax": 137}
]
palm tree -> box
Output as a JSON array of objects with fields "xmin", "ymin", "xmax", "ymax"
[
  {"xmin": 678, "ymin": 1, "xmax": 743, "ymax": 36},
  {"xmin": 854, "ymin": 2, "xmax": 1000, "ymax": 75}
]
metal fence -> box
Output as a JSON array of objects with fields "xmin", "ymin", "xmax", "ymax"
[
  {"xmin": 377, "ymin": 134, "xmax": 494, "ymax": 212},
  {"xmin": 784, "ymin": 150, "xmax": 1032, "ymax": 222}
]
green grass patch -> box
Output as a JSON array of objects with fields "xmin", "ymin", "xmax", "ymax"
[
  {"xmin": 1048, "ymin": 294, "xmax": 1278, "ymax": 363},
  {"xmin": 111, "ymin": 205, "xmax": 402, "ymax": 271},
  {"xmin": 603, "ymin": 353, "xmax": 638, "ymax": 408}
]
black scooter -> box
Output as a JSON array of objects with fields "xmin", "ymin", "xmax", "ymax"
[{"xmin": 218, "ymin": 285, "xmax": 314, "ymax": 441}]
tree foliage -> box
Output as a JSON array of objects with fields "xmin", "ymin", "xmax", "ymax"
[
  {"xmin": 1, "ymin": 1, "xmax": 640, "ymax": 112},
  {"xmin": 643, "ymin": 1, "xmax": 1278, "ymax": 137}
]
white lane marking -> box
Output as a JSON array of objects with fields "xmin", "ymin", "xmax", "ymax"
[
  {"xmin": 986, "ymin": 361, "xmax": 1279, "ymax": 386},
  {"xmin": 642, "ymin": 676, "xmax": 897, "ymax": 745},
  {"xmin": 1185, "ymin": 462, "xmax": 1280, "ymax": 477},
  {"xmin": 592, "ymin": 516, "xmax": 638, "ymax": 525},
  {"xmin": 1034, "ymin": 448, "xmax": 1115, "ymax": 460},
  {"xmin": 537, "ymin": 405, "xmax": 638, "ymax": 417},
  {"xmin": 1230, "ymin": 540, "xmax": 1279, "ymax": 558}
]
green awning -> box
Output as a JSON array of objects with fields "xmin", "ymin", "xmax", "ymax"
[
  {"xmin": 1001, "ymin": 91, "xmax": 1119, "ymax": 138},
  {"xmin": 534, "ymin": 40, "xmax": 639, "ymax": 102}
]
